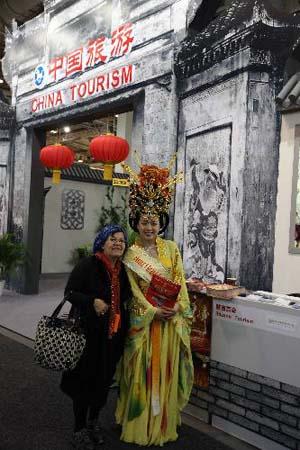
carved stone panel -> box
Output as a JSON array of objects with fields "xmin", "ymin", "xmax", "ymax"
[
  {"xmin": 61, "ymin": 189, "xmax": 85, "ymax": 230},
  {"xmin": 183, "ymin": 125, "xmax": 232, "ymax": 282}
]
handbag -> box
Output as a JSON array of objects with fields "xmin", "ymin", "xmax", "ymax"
[{"xmin": 33, "ymin": 295, "xmax": 86, "ymax": 371}]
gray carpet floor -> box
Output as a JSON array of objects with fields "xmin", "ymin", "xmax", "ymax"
[{"xmin": 0, "ymin": 333, "xmax": 234, "ymax": 450}]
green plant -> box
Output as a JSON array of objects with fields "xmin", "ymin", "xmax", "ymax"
[
  {"xmin": 96, "ymin": 186, "xmax": 128, "ymax": 232},
  {"xmin": 0, "ymin": 233, "xmax": 26, "ymax": 280},
  {"xmin": 69, "ymin": 244, "xmax": 92, "ymax": 267},
  {"xmin": 127, "ymin": 230, "xmax": 137, "ymax": 246}
]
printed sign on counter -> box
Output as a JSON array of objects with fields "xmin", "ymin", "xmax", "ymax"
[{"xmin": 213, "ymin": 300, "xmax": 300, "ymax": 338}]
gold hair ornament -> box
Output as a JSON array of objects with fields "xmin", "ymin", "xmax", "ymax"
[{"xmin": 122, "ymin": 157, "xmax": 183, "ymax": 219}]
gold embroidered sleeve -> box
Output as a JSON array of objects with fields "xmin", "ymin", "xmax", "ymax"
[
  {"xmin": 171, "ymin": 242, "xmax": 193, "ymax": 321},
  {"xmin": 126, "ymin": 268, "xmax": 157, "ymax": 325}
]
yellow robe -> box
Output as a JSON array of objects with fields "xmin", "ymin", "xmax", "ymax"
[{"xmin": 115, "ymin": 237, "xmax": 194, "ymax": 446}]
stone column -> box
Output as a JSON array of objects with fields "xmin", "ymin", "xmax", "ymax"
[
  {"xmin": 0, "ymin": 100, "xmax": 14, "ymax": 235},
  {"xmin": 239, "ymin": 73, "xmax": 280, "ymax": 290},
  {"xmin": 142, "ymin": 75, "xmax": 178, "ymax": 166},
  {"xmin": 11, "ymin": 126, "xmax": 45, "ymax": 293},
  {"xmin": 142, "ymin": 76, "xmax": 179, "ymax": 237}
]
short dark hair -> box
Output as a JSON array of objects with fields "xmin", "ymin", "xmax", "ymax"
[{"xmin": 129, "ymin": 213, "xmax": 169, "ymax": 234}]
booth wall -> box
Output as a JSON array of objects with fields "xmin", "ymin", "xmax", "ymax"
[
  {"xmin": 273, "ymin": 112, "xmax": 300, "ymax": 295},
  {"xmin": 42, "ymin": 179, "xmax": 126, "ymax": 274}
]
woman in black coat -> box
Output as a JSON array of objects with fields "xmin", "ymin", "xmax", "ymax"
[{"xmin": 60, "ymin": 225, "xmax": 131, "ymax": 450}]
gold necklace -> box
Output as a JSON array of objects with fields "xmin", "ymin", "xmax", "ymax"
[
  {"xmin": 144, "ymin": 244, "xmax": 156, "ymax": 250},
  {"xmin": 143, "ymin": 244, "xmax": 157, "ymax": 256}
]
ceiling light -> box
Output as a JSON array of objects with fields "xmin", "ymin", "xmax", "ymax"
[
  {"xmin": 63, "ymin": 126, "xmax": 71, "ymax": 133},
  {"xmin": 0, "ymin": 79, "xmax": 4, "ymax": 84},
  {"xmin": 50, "ymin": 129, "xmax": 58, "ymax": 134},
  {"xmin": 115, "ymin": 114, "xmax": 119, "ymax": 117}
]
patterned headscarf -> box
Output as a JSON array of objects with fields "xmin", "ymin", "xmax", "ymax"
[{"xmin": 93, "ymin": 224, "xmax": 128, "ymax": 254}]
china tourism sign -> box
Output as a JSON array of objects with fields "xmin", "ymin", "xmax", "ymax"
[
  {"xmin": 31, "ymin": 22, "xmax": 135, "ymax": 113},
  {"xmin": 31, "ymin": 65, "xmax": 134, "ymax": 113}
]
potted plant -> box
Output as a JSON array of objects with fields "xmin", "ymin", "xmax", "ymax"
[
  {"xmin": 0, "ymin": 233, "xmax": 26, "ymax": 295},
  {"xmin": 68, "ymin": 244, "xmax": 92, "ymax": 267}
]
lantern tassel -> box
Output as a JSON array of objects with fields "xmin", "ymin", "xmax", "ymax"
[
  {"xmin": 103, "ymin": 163, "xmax": 114, "ymax": 180},
  {"xmin": 52, "ymin": 169, "xmax": 61, "ymax": 184}
]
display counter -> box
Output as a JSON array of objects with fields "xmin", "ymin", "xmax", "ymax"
[
  {"xmin": 187, "ymin": 290, "xmax": 300, "ymax": 450},
  {"xmin": 211, "ymin": 291, "xmax": 300, "ymax": 389}
]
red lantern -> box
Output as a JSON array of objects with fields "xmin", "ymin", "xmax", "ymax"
[
  {"xmin": 40, "ymin": 144, "xmax": 75, "ymax": 184},
  {"xmin": 89, "ymin": 134, "xmax": 129, "ymax": 180}
]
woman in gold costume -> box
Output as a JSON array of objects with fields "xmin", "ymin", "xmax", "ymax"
[{"xmin": 116, "ymin": 164, "xmax": 194, "ymax": 446}]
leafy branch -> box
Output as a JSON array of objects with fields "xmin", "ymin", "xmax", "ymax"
[{"xmin": 96, "ymin": 186, "xmax": 128, "ymax": 232}]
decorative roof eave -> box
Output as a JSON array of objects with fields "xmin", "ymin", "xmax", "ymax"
[
  {"xmin": 179, "ymin": 5, "xmax": 298, "ymax": 58},
  {"xmin": 44, "ymin": 164, "xmax": 129, "ymax": 185},
  {"xmin": 175, "ymin": 22, "xmax": 300, "ymax": 80},
  {"xmin": 276, "ymin": 73, "xmax": 300, "ymax": 111},
  {"xmin": 175, "ymin": 0, "xmax": 300, "ymax": 80}
]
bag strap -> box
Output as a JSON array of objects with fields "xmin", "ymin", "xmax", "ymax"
[{"xmin": 51, "ymin": 296, "xmax": 69, "ymax": 318}]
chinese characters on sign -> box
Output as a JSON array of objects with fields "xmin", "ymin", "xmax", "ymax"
[
  {"xmin": 34, "ymin": 23, "xmax": 134, "ymax": 89},
  {"xmin": 215, "ymin": 302, "xmax": 254, "ymax": 324}
]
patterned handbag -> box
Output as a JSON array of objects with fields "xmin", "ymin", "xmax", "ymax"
[{"xmin": 34, "ymin": 296, "xmax": 86, "ymax": 371}]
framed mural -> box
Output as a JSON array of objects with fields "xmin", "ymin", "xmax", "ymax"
[
  {"xmin": 183, "ymin": 125, "xmax": 232, "ymax": 282},
  {"xmin": 289, "ymin": 125, "xmax": 300, "ymax": 253}
]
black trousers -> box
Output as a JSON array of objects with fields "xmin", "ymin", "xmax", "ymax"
[{"xmin": 73, "ymin": 387, "xmax": 110, "ymax": 432}]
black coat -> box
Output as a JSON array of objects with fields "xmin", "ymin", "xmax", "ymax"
[{"xmin": 60, "ymin": 255, "xmax": 131, "ymax": 405}]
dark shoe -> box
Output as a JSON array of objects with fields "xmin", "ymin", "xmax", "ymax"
[
  {"xmin": 72, "ymin": 428, "xmax": 94, "ymax": 450},
  {"xmin": 87, "ymin": 420, "xmax": 104, "ymax": 445}
]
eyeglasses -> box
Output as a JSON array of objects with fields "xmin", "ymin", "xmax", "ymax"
[{"xmin": 109, "ymin": 237, "xmax": 126, "ymax": 245}]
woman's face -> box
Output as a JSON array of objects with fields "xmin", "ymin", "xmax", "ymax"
[
  {"xmin": 102, "ymin": 232, "xmax": 126, "ymax": 260},
  {"xmin": 137, "ymin": 215, "xmax": 160, "ymax": 243}
]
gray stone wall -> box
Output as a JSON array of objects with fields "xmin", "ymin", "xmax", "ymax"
[
  {"xmin": 0, "ymin": 100, "xmax": 14, "ymax": 235},
  {"xmin": 174, "ymin": 72, "xmax": 249, "ymax": 284},
  {"xmin": 189, "ymin": 361, "xmax": 300, "ymax": 450},
  {"xmin": 11, "ymin": 127, "xmax": 29, "ymax": 242},
  {"xmin": 239, "ymin": 72, "xmax": 280, "ymax": 291},
  {"xmin": 143, "ymin": 76, "xmax": 178, "ymax": 165}
]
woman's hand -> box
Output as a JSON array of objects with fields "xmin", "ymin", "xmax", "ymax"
[
  {"xmin": 173, "ymin": 302, "xmax": 180, "ymax": 313},
  {"xmin": 154, "ymin": 304, "xmax": 178, "ymax": 321},
  {"xmin": 94, "ymin": 298, "xmax": 109, "ymax": 316}
]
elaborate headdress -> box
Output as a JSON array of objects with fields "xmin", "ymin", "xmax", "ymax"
[{"xmin": 122, "ymin": 156, "xmax": 183, "ymax": 222}]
